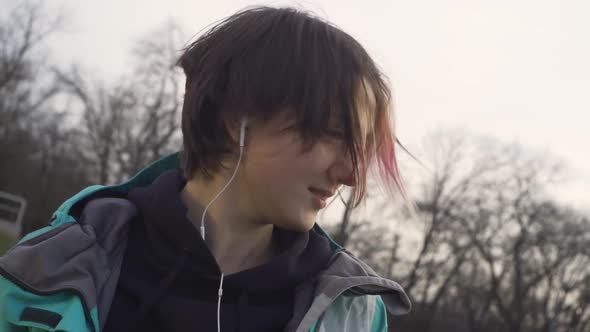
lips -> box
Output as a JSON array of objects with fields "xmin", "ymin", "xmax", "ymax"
[
  {"xmin": 308, "ymin": 187, "xmax": 335, "ymax": 199},
  {"xmin": 309, "ymin": 188, "xmax": 332, "ymax": 209}
]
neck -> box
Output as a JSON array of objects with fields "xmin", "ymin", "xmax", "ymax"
[{"xmin": 180, "ymin": 173, "xmax": 275, "ymax": 275}]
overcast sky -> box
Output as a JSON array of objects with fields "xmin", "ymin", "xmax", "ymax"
[{"xmin": 8, "ymin": 0, "xmax": 589, "ymax": 209}]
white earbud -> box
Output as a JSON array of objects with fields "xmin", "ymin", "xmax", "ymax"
[{"xmin": 239, "ymin": 116, "xmax": 248, "ymax": 147}]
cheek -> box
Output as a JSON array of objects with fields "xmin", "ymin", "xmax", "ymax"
[
  {"xmin": 247, "ymin": 151, "xmax": 309, "ymax": 189},
  {"xmin": 241, "ymin": 136, "xmax": 339, "ymax": 202},
  {"xmin": 242, "ymin": 146, "xmax": 300, "ymax": 192},
  {"xmin": 305, "ymin": 141, "xmax": 340, "ymax": 169},
  {"xmin": 270, "ymin": 145, "xmax": 331, "ymax": 178},
  {"xmin": 246, "ymin": 138, "xmax": 311, "ymax": 178}
]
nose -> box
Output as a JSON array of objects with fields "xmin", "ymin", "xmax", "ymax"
[{"xmin": 330, "ymin": 151, "xmax": 355, "ymax": 187}]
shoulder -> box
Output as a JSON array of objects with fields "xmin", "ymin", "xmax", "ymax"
[
  {"xmin": 0, "ymin": 196, "xmax": 137, "ymax": 289},
  {"xmin": 0, "ymin": 196, "xmax": 137, "ymax": 332},
  {"xmin": 306, "ymin": 250, "xmax": 408, "ymax": 332},
  {"xmin": 314, "ymin": 294, "xmax": 388, "ymax": 332}
]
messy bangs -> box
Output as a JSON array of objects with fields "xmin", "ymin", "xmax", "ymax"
[
  {"xmin": 293, "ymin": 74, "xmax": 407, "ymax": 207},
  {"xmin": 178, "ymin": 6, "xmax": 407, "ymax": 204}
]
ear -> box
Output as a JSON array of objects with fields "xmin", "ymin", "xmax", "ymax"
[{"xmin": 224, "ymin": 116, "xmax": 248, "ymax": 146}]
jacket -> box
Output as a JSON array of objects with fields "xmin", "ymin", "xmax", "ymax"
[{"xmin": 0, "ymin": 152, "xmax": 411, "ymax": 332}]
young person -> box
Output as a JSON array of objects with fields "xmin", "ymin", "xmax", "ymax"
[{"xmin": 0, "ymin": 6, "xmax": 411, "ymax": 332}]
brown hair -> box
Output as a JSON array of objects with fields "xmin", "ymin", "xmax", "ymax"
[{"xmin": 178, "ymin": 6, "xmax": 406, "ymax": 206}]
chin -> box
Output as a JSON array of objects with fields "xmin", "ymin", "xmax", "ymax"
[
  {"xmin": 299, "ymin": 221, "xmax": 316, "ymax": 232},
  {"xmin": 278, "ymin": 216, "xmax": 316, "ymax": 233}
]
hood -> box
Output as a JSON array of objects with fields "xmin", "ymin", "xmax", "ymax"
[{"xmin": 124, "ymin": 166, "xmax": 334, "ymax": 288}]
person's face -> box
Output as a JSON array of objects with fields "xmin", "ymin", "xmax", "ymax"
[{"xmin": 237, "ymin": 112, "xmax": 356, "ymax": 232}]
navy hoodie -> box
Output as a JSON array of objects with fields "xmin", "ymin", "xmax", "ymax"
[{"xmin": 103, "ymin": 170, "xmax": 333, "ymax": 332}]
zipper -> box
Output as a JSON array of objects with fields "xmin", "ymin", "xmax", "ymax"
[{"xmin": 0, "ymin": 266, "xmax": 97, "ymax": 332}]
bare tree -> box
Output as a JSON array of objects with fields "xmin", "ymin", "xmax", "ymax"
[
  {"xmin": 114, "ymin": 22, "xmax": 183, "ymax": 181},
  {"xmin": 388, "ymin": 132, "xmax": 509, "ymax": 332},
  {"xmin": 349, "ymin": 130, "xmax": 590, "ymax": 332},
  {"xmin": 411, "ymin": 131, "xmax": 590, "ymax": 332},
  {"xmin": 453, "ymin": 153, "xmax": 580, "ymax": 332},
  {"xmin": 0, "ymin": 2, "xmax": 93, "ymax": 234},
  {"xmin": 331, "ymin": 188, "xmax": 358, "ymax": 247},
  {"xmin": 56, "ymin": 22, "xmax": 183, "ymax": 184},
  {"xmin": 55, "ymin": 67, "xmax": 132, "ymax": 183},
  {"xmin": 0, "ymin": 1, "xmax": 61, "ymax": 146}
]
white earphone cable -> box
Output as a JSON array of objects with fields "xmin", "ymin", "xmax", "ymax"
[
  {"xmin": 200, "ymin": 117, "xmax": 247, "ymax": 332},
  {"xmin": 217, "ymin": 272, "xmax": 225, "ymax": 332},
  {"xmin": 200, "ymin": 145, "xmax": 245, "ymax": 240}
]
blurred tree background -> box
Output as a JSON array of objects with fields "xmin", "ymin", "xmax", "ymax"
[
  {"xmin": 0, "ymin": 2, "xmax": 182, "ymax": 236},
  {"xmin": 1, "ymin": 3, "xmax": 588, "ymax": 332}
]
